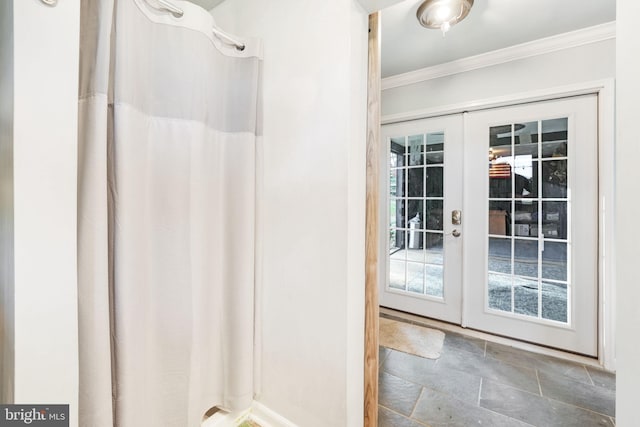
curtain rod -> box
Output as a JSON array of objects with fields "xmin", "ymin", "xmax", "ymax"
[{"xmin": 149, "ymin": 0, "xmax": 246, "ymax": 51}]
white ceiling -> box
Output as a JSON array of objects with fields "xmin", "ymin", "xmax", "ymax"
[{"xmin": 382, "ymin": 0, "xmax": 616, "ymax": 78}]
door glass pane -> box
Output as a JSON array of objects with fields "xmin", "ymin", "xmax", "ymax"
[
  {"xmin": 425, "ymin": 232, "xmax": 443, "ymax": 265},
  {"xmin": 542, "ymin": 160, "xmax": 568, "ymax": 198},
  {"xmin": 406, "ymin": 231, "xmax": 424, "ymax": 263},
  {"xmin": 514, "ymin": 159, "xmax": 537, "ymax": 199},
  {"xmin": 514, "ymin": 239, "xmax": 538, "ymax": 278},
  {"xmin": 407, "ymin": 262, "xmax": 425, "ymax": 293},
  {"xmin": 389, "ymin": 201, "xmax": 397, "ymax": 230},
  {"xmin": 390, "ymin": 230, "xmax": 406, "ymax": 257},
  {"xmin": 514, "ymin": 201, "xmax": 536, "ymax": 237},
  {"xmin": 389, "ymin": 168, "xmax": 406, "ymax": 197},
  {"xmin": 426, "ymin": 167, "xmax": 443, "ymax": 197},
  {"xmin": 407, "ymin": 200, "xmax": 424, "ymax": 230},
  {"xmin": 393, "ymin": 199, "xmax": 406, "ymax": 229},
  {"xmin": 425, "ymin": 200, "xmax": 443, "ymax": 231},
  {"xmin": 389, "ymin": 260, "xmax": 406, "ymax": 291},
  {"xmin": 490, "ymin": 124, "xmax": 513, "ymax": 153},
  {"xmin": 489, "ymin": 125, "xmax": 513, "ymax": 197},
  {"xmin": 488, "ymin": 274, "xmax": 512, "ymax": 312},
  {"xmin": 389, "ymin": 228, "xmax": 397, "ymax": 252},
  {"xmin": 514, "ymin": 121, "xmax": 539, "ymax": 158},
  {"xmin": 487, "ymin": 117, "xmax": 571, "ymax": 324},
  {"xmin": 425, "ymin": 151, "xmax": 444, "ymax": 165},
  {"xmin": 542, "ymin": 118, "xmax": 568, "ymax": 158},
  {"xmin": 426, "ymin": 264, "xmax": 444, "ymax": 298},
  {"xmin": 489, "ymin": 237, "xmax": 511, "ymax": 274},
  {"xmin": 489, "ymin": 201, "xmax": 511, "ymax": 236},
  {"xmin": 542, "ymin": 241, "xmax": 567, "ymax": 281},
  {"xmin": 426, "ymin": 132, "xmax": 444, "ymax": 152},
  {"xmin": 542, "ymin": 282, "xmax": 568, "ymax": 323},
  {"xmin": 388, "ymin": 130, "xmax": 445, "ymax": 299},
  {"xmin": 408, "ymin": 135, "xmax": 425, "ymax": 166},
  {"xmin": 425, "ymin": 132, "xmax": 444, "ymax": 165},
  {"xmin": 514, "ymin": 277, "xmax": 539, "ymax": 317},
  {"xmin": 489, "ymin": 161, "xmax": 513, "ymax": 198},
  {"xmin": 407, "ymin": 168, "xmax": 424, "ymax": 197},
  {"xmin": 390, "ymin": 137, "xmax": 406, "ymax": 169},
  {"xmin": 389, "ymin": 153, "xmax": 402, "ymax": 168},
  {"xmin": 542, "ymin": 201, "xmax": 567, "ymax": 239}
]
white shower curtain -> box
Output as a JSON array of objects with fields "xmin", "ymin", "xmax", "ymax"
[{"xmin": 77, "ymin": 1, "xmax": 261, "ymax": 425}]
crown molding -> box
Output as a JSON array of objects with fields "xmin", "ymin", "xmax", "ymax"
[{"xmin": 382, "ymin": 21, "xmax": 616, "ymax": 90}]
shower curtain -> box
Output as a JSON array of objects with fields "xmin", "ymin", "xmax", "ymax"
[{"xmin": 77, "ymin": 1, "xmax": 261, "ymax": 425}]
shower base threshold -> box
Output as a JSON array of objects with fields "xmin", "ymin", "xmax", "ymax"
[{"xmin": 202, "ymin": 402, "xmax": 297, "ymax": 427}]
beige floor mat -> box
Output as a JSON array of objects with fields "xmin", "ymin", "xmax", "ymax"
[{"xmin": 379, "ymin": 317, "xmax": 445, "ymax": 359}]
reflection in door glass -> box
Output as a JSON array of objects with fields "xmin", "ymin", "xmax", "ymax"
[
  {"xmin": 514, "ymin": 121, "xmax": 539, "ymax": 158},
  {"xmin": 514, "ymin": 277, "xmax": 539, "ymax": 317},
  {"xmin": 408, "ymin": 135, "xmax": 425, "ymax": 166},
  {"xmin": 514, "ymin": 239, "xmax": 538, "ymax": 278},
  {"xmin": 426, "ymin": 265, "xmax": 444, "ymax": 298},
  {"xmin": 542, "ymin": 241, "xmax": 568, "ymax": 282},
  {"xmin": 424, "ymin": 233, "xmax": 444, "ymax": 265},
  {"xmin": 488, "ymin": 274, "xmax": 512, "ymax": 312},
  {"xmin": 542, "ymin": 160, "xmax": 568, "ymax": 198},
  {"xmin": 542, "ymin": 118, "xmax": 568, "ymax": 157},
  {"xmin": 542, "ymin": 282, "xmax": 568, "ymax": 322},
  {"xmin": 389, "ymin": 260, "xmax": 406, "ymax": 291},
  {"xmin": 407, "ymin": 262, "xmax": 425, "ymax": 294},
  {"xmin": 388, "ymin": 132, "xmax": 445, "ymax": 299},
  {"xmin": 487, "ymin": 118, "xmax": 570, "ymax": 324},
  {"xmin": 488, "ymin": 237, "xmax": 511, "ymax": 274},
  {"xmin": 408, "ymin": 168, "xmax": 424, "ymax": 197}
]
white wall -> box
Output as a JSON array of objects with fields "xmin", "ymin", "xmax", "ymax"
[
  {"xmin": 6, "ymin": 1, "xmax": 80, "ymax": 425},
  {"xmin": 212, "ymin": 2, "xmax": 368, "ymax": 426},
  {"xmin": 346, "ymin": 2, "xmax": 368, "ymax": 426},
  {"xmin": 382, "ymin": 39, "xmax": 616, "ymax": 117},
  {"xmin": 0, "ymin": 0, "xmax": 15, "ymax": 404},
  {"xmin": 615, "ymin": 1, "xmax": 640, "ymax": 425}
]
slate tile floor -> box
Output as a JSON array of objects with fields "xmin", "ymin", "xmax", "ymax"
[{"xmin": 378, "ymin": 318, "xmax": 616, "ymax": 427}]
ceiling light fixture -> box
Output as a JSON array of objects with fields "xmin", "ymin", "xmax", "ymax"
[{"xmin": 417, "ymin": 0, "xmax": 474, "ymax": 36}]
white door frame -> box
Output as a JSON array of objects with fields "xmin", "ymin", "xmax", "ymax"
[{"xmin": 381, "ymin": 79, "xmax": 616, "ymax": 370}]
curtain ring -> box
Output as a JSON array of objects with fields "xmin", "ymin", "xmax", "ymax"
[{"xmin": 40, "ymin": 0, "xmax": 58, "ymax": 6}]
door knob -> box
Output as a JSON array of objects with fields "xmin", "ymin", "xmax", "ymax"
[{"xmin": 446, "ymin": 229, "xmax": 461, "ymax": 237}]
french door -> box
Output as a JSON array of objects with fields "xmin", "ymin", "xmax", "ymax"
[
  {"xmin": 379, "ymin": 114, "xmax": 464, "ymax": 324},
  {"xmin": 380, "ymin": 95, "xmax": 599, "ymax": 356}
]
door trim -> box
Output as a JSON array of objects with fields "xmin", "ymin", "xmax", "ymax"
[
  {"xmin": 382, "ymin": 79, "xmax": 614, "ymax": 126},
  {"xmin": 377, "ymin": 79, "xmax": 615, "ymax": 370}
]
